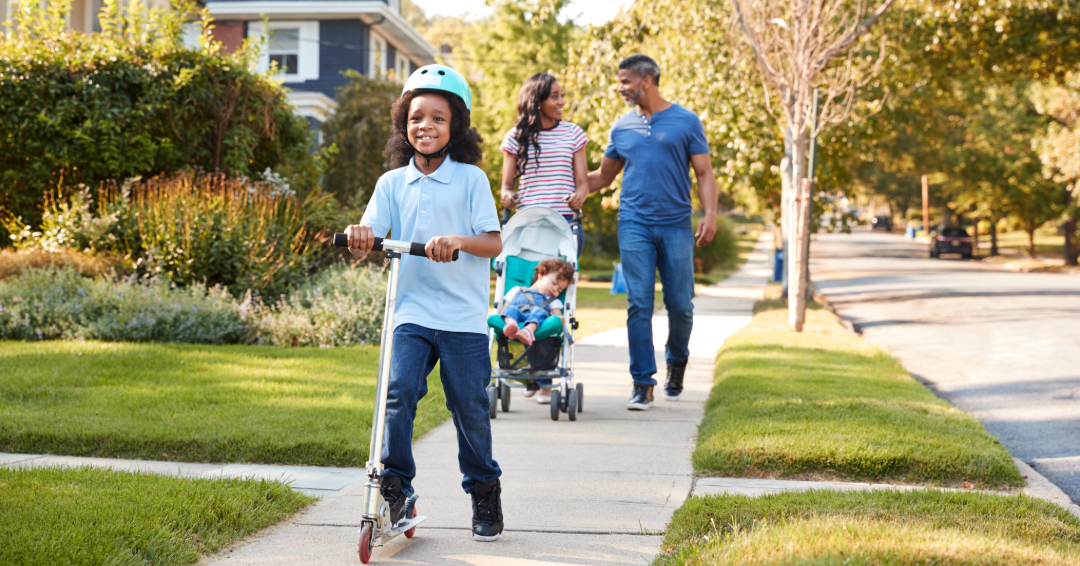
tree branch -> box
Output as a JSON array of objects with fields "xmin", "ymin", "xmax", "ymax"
[{"xmin": 815, "ymin": 0, "xmax": 896, "ymax": 67}]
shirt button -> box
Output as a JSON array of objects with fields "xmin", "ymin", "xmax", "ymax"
[
  {"xmin": 423, "ymin": 194, "xmax": 427, "ymax": 197},
  {"xmin": 421, "ymin": 210, "xmax": 426, "ymax": 214}
]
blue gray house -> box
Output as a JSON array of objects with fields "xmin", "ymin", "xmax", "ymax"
[{"xmin": 204, "ymin": 0, "xmax": 439, "ymax": 135}]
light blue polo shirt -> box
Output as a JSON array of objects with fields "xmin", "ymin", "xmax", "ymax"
[{"xmin": 360, "ymin": 156, "xmax": 501, "ymax": 335}]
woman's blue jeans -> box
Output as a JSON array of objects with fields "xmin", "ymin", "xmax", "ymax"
[
  {"xmin": 618, "ymin": 221, "xmax": 695, "ymax": 387},
  {"xmin": 381, "ymin": 323, "xmax": 501, "ymax": 495}
]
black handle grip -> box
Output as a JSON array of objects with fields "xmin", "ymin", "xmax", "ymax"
[
  {"xmin": 501, "ymin": 208, "xmax": 512, "ymax": 226},
  {"xmin": 332, "ymin": 233, "xmax": 459, "ymax": 261}
]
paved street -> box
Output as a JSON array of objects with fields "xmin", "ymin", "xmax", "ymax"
[{"xmin": 811, "ymin": 230, "xmax": 1080, "ymax": 504}]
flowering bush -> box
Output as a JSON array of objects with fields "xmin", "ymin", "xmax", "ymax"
[{"xmin": 0, "ymin": 263, "xmax": 386, "ymax": 346}]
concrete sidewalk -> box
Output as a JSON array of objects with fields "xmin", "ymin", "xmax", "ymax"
[{"xmin": 195, "ymin": 234, "xmax": 774, "ymax": 565}]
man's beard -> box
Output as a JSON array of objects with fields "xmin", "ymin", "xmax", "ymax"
[{"xmin": 620, "ymin": 89, "xmax": 643, "ymax": 106}]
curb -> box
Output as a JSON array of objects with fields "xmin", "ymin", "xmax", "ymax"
[{"xmin": 1015, "ymin": 458, "xmax": 1080, "ymax": 520}]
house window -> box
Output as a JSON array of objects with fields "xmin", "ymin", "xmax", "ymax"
[
  {"xmin": 370, "ymin": 33, "xmax": 386, "ymax": 79},
  {"xmin": 250, "ymin": 21, "xmax": 320, "ymax": 82},
  {"xmin": 269, "ymin": 28, "xmax": 299, "ymax": 75},
  {"xmin": 395, "ymin": 53, "xmax": 408, "ymax": 83}
]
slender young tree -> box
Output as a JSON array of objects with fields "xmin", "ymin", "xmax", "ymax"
[{"xmin": 728, "ymin": 0, "xmax": 895, "ymax": 331}]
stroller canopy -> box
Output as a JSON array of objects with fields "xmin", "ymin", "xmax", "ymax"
[{"xmin": 497, "ymin": 207, "xmax": 578, "ymax": 266}]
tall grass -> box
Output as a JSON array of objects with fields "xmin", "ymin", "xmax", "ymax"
[{"xmin": 6, "ymin": 171, "xmax": 338, "ymax": 297}]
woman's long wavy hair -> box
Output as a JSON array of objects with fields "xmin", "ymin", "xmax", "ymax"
[
  {"xmin": 512, "ymin": 73, "xmax": 558, "ymax": 181},
  {"xmin": 383, "ymin": 90, "xmax": 484, "ymax": 169}
]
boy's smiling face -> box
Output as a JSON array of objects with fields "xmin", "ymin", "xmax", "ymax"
[{"xmin": 408, "ymin": 93, "xmax": 452, "ymax": 155}]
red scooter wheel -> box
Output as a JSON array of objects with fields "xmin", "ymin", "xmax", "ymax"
[
  {"xmin": 404, "ymin": 506, "xmax": 418, "ymax": 539},
  {"xmin": 358, "ymin": 525, "xmax": 374, "ymax": 563}
]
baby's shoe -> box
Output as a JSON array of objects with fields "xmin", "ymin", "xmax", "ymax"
[
  {"xmin": 503, "ymin": 320, "xmax": 520, "ymax": 341},
  {"xmin": 517, "ymin": 327, "xmax": 535, "ymax": 346}
]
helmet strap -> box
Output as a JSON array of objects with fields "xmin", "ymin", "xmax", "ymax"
[{"xmin": 408, "ymin": 140, "xmax": 452, "ymax": 167}]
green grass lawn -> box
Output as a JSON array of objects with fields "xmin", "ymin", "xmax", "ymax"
[
  {"xmin": 693, "ymin": 303, "xmax": 1023, "ymax": 488},
  {"xmin": 0, "ymin": 340, "xmax": 450, "ymax": 466},
  {"xmin": 989, "ymin": 225, "xmax": 1065, "ymax": 258},
  {"xmin": 656, "ymin": 489, "xmax": 1080, "ymax": 565},
  {"xmin": 0, "ymin": 465, "xmax": 313, "ymax": 566}
]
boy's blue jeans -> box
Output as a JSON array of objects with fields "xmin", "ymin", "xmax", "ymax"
[
  {"xmin": 381, "ymin": 323, "xmax": 501, "ymax": 495},
  {"xmin": 618, "ymin": 220, "xmax": 696, "ymax": 387}
]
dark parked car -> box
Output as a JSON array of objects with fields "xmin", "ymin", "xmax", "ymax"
[
  {"xmin": 930, "ymin": 226, "xmax": 974, "ymax": 259},
  {"xmin": 871, "ymin": 215, "xmax": 893, "ymax": 231}
]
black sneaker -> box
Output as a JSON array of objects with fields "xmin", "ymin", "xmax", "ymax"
[
  {"xmin": 471, "ymin": 478, "xmax": 503, "ymax": 542},
  {"xmin": 627, "ymin": 384, "xmax": 654, "ymax": 410},
  {"xmin": 380, "ymin": 475, "xmax": 407, "ymax": 527},
  {"xmin": 664, "ymin": 361, "xmax": 688, "ymax": 401}
]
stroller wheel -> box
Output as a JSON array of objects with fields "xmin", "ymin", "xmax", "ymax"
[
  {"xmin": 487, "ymin": 384, "xmax": 497, "ymax": 419},
  {"xmin": 567, "ymin": 388, "xmax": 577, "ymax": 421},
  {"xmin": 576, "ymin": 382, "xmax": 584, "ymax": 413},
  {"xmin": 500, "ymin": 383, "xmax": 511, "ymax": 413},
  {"xmin": 550, "ymin": 390, "xmax": 561, "ymax": 421}
]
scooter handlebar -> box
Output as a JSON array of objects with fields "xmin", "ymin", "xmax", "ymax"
[{"xmin": 332, "ymin": 233, "xmax": 459, "ymax": 261}]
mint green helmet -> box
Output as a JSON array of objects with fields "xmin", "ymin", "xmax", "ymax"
[{"xmin": 402, "ymin": 64, "xmax": 473, "ymax": 111}]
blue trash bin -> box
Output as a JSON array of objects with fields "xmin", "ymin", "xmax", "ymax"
[
  {"xmin": 905, "ymin": 226, "xmax": 917, "ymax": 239},
  {"xmin": 610, "ymin": 262, "xmax": 627, "ymax": 295},
  {"xmin": 772, "ymin": 249, "xmax": 784, "ymax": 282}
]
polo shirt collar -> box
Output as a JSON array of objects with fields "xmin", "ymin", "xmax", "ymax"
[{"xmin": 405, "ymin": 155, "xmax": 457, "ymax": 184}]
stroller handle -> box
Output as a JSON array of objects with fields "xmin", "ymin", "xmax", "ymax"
[{"xmin": 332, "ymin": 233, "xmax": 459, "ymax": 261}]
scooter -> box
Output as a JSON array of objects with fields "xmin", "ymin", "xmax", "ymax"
[{"xmin": 332, "ymin": 233, "xmax": 459, "ymax": 564}]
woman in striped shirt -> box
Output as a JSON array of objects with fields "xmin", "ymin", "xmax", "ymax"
[
  {"xmin": 500, "ymin": 73, "xmax": 588, "ymax": 404},
  {"xmin": 500, "ymin": 73, "xmax": 589, "ymax": 222}
]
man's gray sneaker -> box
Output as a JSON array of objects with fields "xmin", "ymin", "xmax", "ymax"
[
  {"xmin": 664, "ymin": 360, "xmax": 688, "ymax": 401},
  {"xmin": 627, "ymin": 384, "xmax": 654, "ymax": 410}
]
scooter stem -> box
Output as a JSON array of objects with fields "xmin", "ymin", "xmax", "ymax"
[{"xmin": 365, "ymin": 252, "xmax": 401, "ymax": 520}]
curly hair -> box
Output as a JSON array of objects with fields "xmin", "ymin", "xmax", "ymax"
[
  {"xmin": 512, "ymin": 73, "xmax": 557, "ymax": 180},
  {"xmin": 532, "ymin": 258, "xmax": 575, "ymax": 285},
  {"xmin": 383, "ymin": 90, "xmax": 484, "ymax": 168}
]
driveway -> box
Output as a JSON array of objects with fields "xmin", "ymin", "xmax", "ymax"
[{"xmin": 810, "ymin": 230, "xmax": 1080, "ymax": 504}]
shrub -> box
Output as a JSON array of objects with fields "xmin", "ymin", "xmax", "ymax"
[
  {"xmin": 0, "ymin": 0, "xmax": 316, "ymax": 242},
  {"xmin": 0, "ymin": 248, "xmax": 125, "ymax": 281},
  {"xmin": 0, "ymin": 263, "xmax": 386, "ymax": 346},
  {"xmin": 5, "ymin": 172, "xmax": 338, "ymax": 298},
  {"xmin": 320, "ymin": 72, "xmax": 401, "ymax": 208},
  {"xmin": 694, "ymin": 216, "xmax": 737, "ymax": 274},
  {"xmin": 250, "ymin": 263, "xmax": 386, "ymax": 347}
]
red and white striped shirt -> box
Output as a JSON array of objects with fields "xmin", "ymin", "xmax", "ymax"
[{"xmin": 501, "ymin": 121, "xmax": 587, "ymax": 216}]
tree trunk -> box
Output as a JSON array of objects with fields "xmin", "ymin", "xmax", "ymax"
[
  {"xmin": 779, "ymin": 153, "xmax": 792, "ymax": 299},
  {"xmin": 972, "ymin": 216, "xmax": 980, "ymax": 258},
  {"xmin": 1026, "ymin": 224, "xmax": 1037, "ymax": 259},
  {"xmin": 1067, "ymin": 217, "xmax": 1078, "ymax": 266},
  {"xmin": 989, "ymin": 219, "xmax": 999, "ymax": 256},
  {"xmin": 788, "ymin": 129, "xmax": 810, "ymax": 332}
]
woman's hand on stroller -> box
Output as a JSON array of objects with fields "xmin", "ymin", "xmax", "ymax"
[
  {"xmin": 500, "ymin": 188, "xmax": 517, "ymax": 211},
  {"xmin": 566, "ymin": 189, "xmax": 587, "ymax": 211},
  {"xmin": 344, "ymin": 224, "xmax": 375, "ymax": 258},
  {"xmin": 425, "ymin": 236, "xmax": 464, "ymax": 263}
]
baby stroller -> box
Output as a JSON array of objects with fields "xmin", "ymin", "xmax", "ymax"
[{"xmin": 488, "ymin": 206, "xmax": 583, "ymax": 421}]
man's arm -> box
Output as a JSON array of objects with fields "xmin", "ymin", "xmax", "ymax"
[
  {"xmin": 587, "ymin": 156, "xmax": 625, "ymax": 194},
  {"xmin": 690, "ymin": 153, "xmax": 719, "ymax": 247}
]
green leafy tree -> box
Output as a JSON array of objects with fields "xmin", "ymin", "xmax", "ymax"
[
  {"xmin": 1029, "ymin": 70, "xmax": 1080, "ymax": 264},
  {"xmin": 320, "ymin": 72, "xmax": 400, "ymax": 209},
  {"xmin": 0, "ymin": 0, "xmax": 315, "ymax": 243}
]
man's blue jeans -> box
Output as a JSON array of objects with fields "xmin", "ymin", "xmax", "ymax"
[
  {"xmin": 618, "ymin": 221, "xmax": 695, "ymax": 387},
  {"xmin": 381, "ymin": 323, "xmax": 501, "ymax": 495}
]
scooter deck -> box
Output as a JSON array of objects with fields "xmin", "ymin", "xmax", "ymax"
[{"xmin": 375, "ymin": 515, "xmax": 427, "ymax": 542}]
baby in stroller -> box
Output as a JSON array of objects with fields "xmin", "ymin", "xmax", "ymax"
[{"xmin": 500, "ymin": 259, "xmax": 574, "ymax": 347}]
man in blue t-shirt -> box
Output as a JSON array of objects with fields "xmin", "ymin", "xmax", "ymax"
[{"xmin": 587, "ymin": 53, "xmax": 719, "ymax": 411}]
